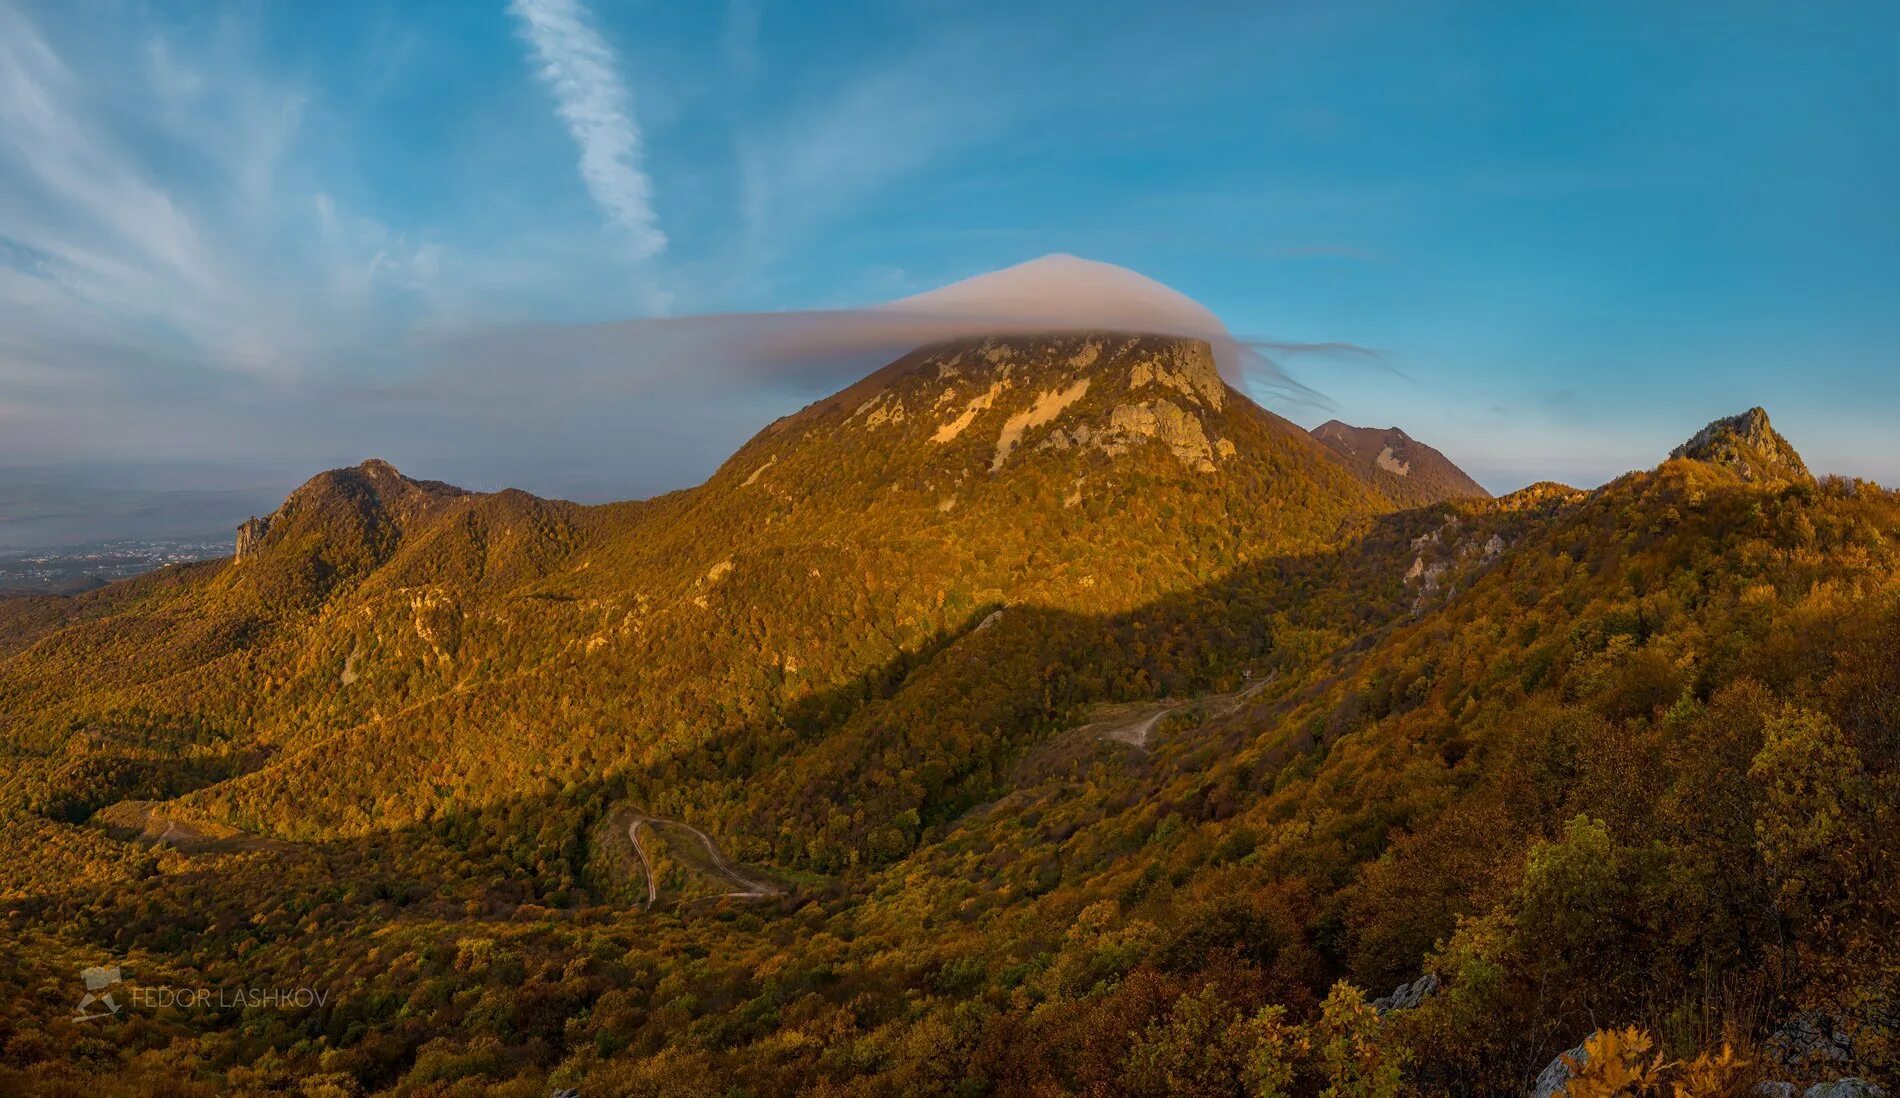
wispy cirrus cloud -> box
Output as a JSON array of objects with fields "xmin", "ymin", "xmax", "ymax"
[
  {"xmin": 0, "ymin": 3, "xmax": 492, "ymax": 466},
  {"xmin": 509, "ymin": 0, "xmax": 664, "ymax": 259}
]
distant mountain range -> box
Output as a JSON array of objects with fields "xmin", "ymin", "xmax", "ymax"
[{"xmin": 0, "ymin": 328, "xmax": 1889, "ymax": 1096}]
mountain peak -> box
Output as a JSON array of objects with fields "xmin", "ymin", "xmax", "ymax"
[
  {"xmin": 1314, "ymin": 420, "xmax": 1411, "ymax": 445},
  {"xmin": 1309, "ymin": 420, "xmax": 1488, "ymax": 506},
  {"xmin": 228, "ymin": 460, "xmax": 474, "ymax": 605},
  {"xmin": 1669, "ymin": 407, "xmax": 1809, "ymax": 483},
  {"xmin": 762, "ymin": 333, "xmax": 1241, "ymax": 478}
]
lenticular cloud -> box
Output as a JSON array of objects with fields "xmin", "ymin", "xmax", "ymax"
[{"xmin": 420, "ymin": 254, "xmax": 1343, "ymax": 405}]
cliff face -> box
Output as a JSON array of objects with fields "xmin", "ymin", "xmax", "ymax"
[{"xmin": 233, "ymin": 515, "xmax": 271, "ymax": 561}]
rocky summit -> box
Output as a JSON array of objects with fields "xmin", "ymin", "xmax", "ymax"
[{"xmin": 1671, "ymin": 406, "xmax": 1813, "ymax": 483}]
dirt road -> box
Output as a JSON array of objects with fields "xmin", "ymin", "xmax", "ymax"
[
  {"xmin": 662, "ymin": 817, "xmax": 781, "ymax": 898},
  {"xmin": 1075, "ymin": 672, "xmax": 1278, "ymax": 748},
  {"xmin": 624, "ymin": 810, "xmax": 782, "ymax": 907},
  {"xmin": 97, "ymin": 801, "xmax": 288, "ymax": 854},
  {"xmin": 626, "ymin": 819, "xmax": 660, "ymax": 910}
]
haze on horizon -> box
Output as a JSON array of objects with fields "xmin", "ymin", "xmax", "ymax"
[{"xmin": 0, "ymin": 0, "xmax": 1895, "ymax": 538}]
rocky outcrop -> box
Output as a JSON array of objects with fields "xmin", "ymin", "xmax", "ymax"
[
  {"xmin": 1765, "ymin": 1011, "xmax": 1858, "ymax": 1070},
  {"xmin": 1669, "ymin": 407, "xmax": 1810, "ymax": 483},
  {"xmin": 1401, "ymin": 516, "xmax": 1514, "ymax": 615},
  {"xmin": 234, "ymin": 515, "xmax": 272, "ymax": 561},
  {"xmin": 1529, "ymin": 1026, "xmax": 1885, "ymax": 1098},
  {"xmin": 885, "ymin": 336, "xmax": 1241, "ymax": 474},
  {"xmin": 1371, "ymin": 972, "xmax": 1438, "ymax": 1014},
  {"xmin": 1128, "ymin": 341, "xmax": 1225, "ymax": 410},
  {"xmin": 1754, "ymin": 1083, "xmax": 1889, "ymax": 1098},
  {"xmin": 1531, "ymin": 1039, "xmax": 1589, "ymax": 1098},
  {"xmin": 1099, "ymin": 399, "xmax": 1220, "ymax": 472},
  {"xmin": 993, "ymin": 379, "xmax": 1091, "ymax": 470},
  {"xmin": 1033, "ymin": 399, "xmax": 1229, "ymax": 473}
]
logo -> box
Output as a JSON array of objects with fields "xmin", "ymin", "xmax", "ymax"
[
  {"xmin": 74, "ymin": 966, "xmax": 124, "ymax": 1021},
  {"xmin": 70, "ymin": 961, "xmax": 330, "ymax": 1018}
]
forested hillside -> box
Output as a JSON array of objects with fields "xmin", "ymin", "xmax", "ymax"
[{"xmin": 0, "ymin": 338, "xmax": 1891, "ymax": 1096}]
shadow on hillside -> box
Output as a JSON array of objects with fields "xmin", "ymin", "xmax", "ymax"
[
  {"xmin": 0, "ymin": 493, "xmax": 1580, "ymax": 1095},
  {"xmin": 31, "ymin": 494, "xmax": 1532, "ymax": 909}
]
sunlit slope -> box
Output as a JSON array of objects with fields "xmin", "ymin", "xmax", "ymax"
[{"xmin": 1, "ymin": 334, "xmax": 1390, "ymax": 846}]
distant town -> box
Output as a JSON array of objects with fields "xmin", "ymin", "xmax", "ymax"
[{"xmin": 0, "ymin": 538, "xmax": 227, "ymax": 595}]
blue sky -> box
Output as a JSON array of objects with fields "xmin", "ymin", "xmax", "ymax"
[{"xmin": 0, "ymin": 0, "xmax": 1895, "ymax": 496}]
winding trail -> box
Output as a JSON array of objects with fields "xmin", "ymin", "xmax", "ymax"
[{"xmin": 1078, "ymin": 671, "xmax": 1279, "ymax": 748}]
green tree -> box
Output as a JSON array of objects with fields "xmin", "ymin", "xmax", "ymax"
[
  {"xmin": 1312, "ymin": 982, "xmax": 1406, "ymax": 1098},
  {"xmin": 1748, "ymin": 707, "xmax": 1871, "ymax": 923}
]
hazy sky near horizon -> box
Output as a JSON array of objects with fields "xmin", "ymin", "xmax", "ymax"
[{"xmin": 0, "ymin": 0, "xmax": 1895, "ymax": 498}]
